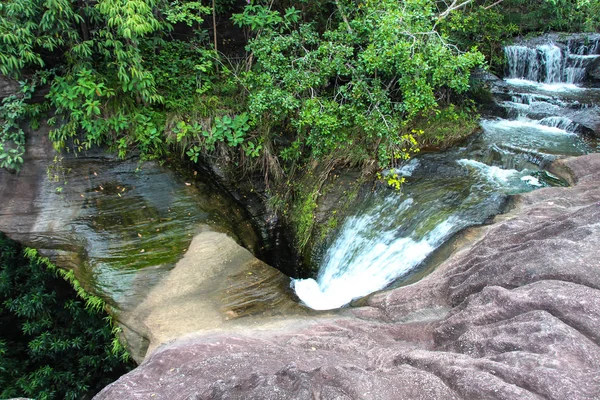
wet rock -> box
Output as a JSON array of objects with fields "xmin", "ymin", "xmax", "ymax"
[
  {"xmin": 0, "ymin": 75, "xmax": 19, "ymax": 100},
  {"xmin": 589, "ymin": 56, "xmax": 600, "ymax": 81},
  {"xmin": 95, "ymin": 154, "xmax": 600, "ymax": 399},
  {"xmin": 0, "ymin": 124, "xmax": 261, "ymax": 356}
]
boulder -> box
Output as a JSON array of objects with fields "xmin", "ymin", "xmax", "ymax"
[
  {"xmin": 119, "ymin": 226, "xmax": 309, "ymax": 362},
  {"xmin": 588, "ymin": 56, "xmax": 600, "ymax": 81},
  {"xmin": 95, "ymin": 153, "xmax": 600, "ymax": 399}
]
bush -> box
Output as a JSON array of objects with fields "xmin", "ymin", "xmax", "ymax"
[{"xmin": 0, "ymin": 233, "xmax": 133, "ymax": 400}]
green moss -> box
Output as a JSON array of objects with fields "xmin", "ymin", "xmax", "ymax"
[
  {"xmin": 415, "ymin": 104, "xmax": 480, "ymax": 149},
  {"xmin": 320, "ymin": 215, "xmax": 339, "ymax": 241},
  {"xmin": 290, "ymin": 187, "xmax": 319, "ymax": 252}
]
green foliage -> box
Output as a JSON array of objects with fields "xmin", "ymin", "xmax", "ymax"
[
  {"xmin": 237, "ymin": 0, "xmax": 484, "ymax": 168},
  {"xmin": 174, "ymin": 112, "xmax": 252, "ymax": 162},
  {"xmin": 0, "ymin": 94, "xmax": 27, "ymax": 171},
  {"xmin": 440, "ymin": 5, "xmax": 518, "ymax": 71},
  {"xmin": 1, "ymin": 0, "xmax": 596, "ymax": 181},
  {"xmin": 415, "ymin": 104, "xmax": 480, "ymax": 147},
  {"xmin": 500, "ymin": 0, "xmax": 600, "ymax": 33},
  {"xmin": 0, "ymin": 77, "xmax": 49, "ymax": 171},
  {"xmin": 232, "ymin": 4, "xmax": 300, "ymax": 32},
  {"xmin": 163, "ymin": 1, "xmax": 210, "ymax": 27},
  {"xmin": 0, "ymin": 0, "xmax": 82, "ymax": 77},
  {"xmin": 0, "ymin": 234, "xmax": 132, "ymax": 399},
  {"xmin": 145, "ymin": 40, "xmax": 215, "ymax": 110},
  {"xmin": 378, "ymin": 171, "xmax": 406, "ymax": 190}
]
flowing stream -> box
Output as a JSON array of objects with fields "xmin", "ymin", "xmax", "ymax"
[{"xmin": 292, "ymin": 37, "xmax": 600, "ymax": 310}]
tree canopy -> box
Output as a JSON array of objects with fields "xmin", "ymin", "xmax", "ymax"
[{"xmin": 0, "ymin": 0, "xmax": 597, "ymax": 174}]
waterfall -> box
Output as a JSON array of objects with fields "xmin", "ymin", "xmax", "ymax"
[
  {"xmin": 505, "ymin": 38, "xmax": 600, "ymax": 84},
  {"xmin": 292, "ymin": 198, "xmax": 458, "ymax": 311},
  {"xmin": 505, "ymin": 46, "xmax": 542, "ymax": 82},
  {"xmin": 538, "ymin": 116, "xmax": 579, "ymax": 133},
  {"xmin": 292, "ymin": 36, "xmax": 599, "ymax": 311}
]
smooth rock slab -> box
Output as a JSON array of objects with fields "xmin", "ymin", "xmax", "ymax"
[
  {"xmin": 96, "ymin": 154, "xmax": 600, "ymax": 400},
  {"xmin": 119, "ymin": 227, "xmax": 309, "ymax": 362}
]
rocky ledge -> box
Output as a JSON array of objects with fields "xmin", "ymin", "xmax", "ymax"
[{"xmin": 96, "ymin": 153, "xmax": 600, "ymax": 400}]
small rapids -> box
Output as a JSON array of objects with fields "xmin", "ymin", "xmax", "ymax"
[{"xmin": 292, "ymin": 37, "xmax": 600, "ymax": 310}]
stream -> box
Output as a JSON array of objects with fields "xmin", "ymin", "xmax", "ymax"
[{"xmin": 292, "ymin": 36, "xmax": 600, "ymax": 310}]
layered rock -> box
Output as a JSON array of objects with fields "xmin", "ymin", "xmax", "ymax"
[
  {"xmin": 0, "ymin": 75, "xmax": 19, "ymax": 100},
  {"xmin": 96, "ymin": 153, "xmax": 600, "ymax": 399},
  {"xmin": 0, "ymin": 125, "xmax": 261, "ymax": 357}
]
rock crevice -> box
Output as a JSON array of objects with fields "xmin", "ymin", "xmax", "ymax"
[{"xmin": 95, "ymin": 153, "xmax": 600, "ymax": 399}]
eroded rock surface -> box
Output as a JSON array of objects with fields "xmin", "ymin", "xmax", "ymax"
[
  {"xmin": 120, "ymin": 227, "xmax": 311, "ymax": 362},
  {"xmin": 0, "ymin": 126, "xmax": 260, "ymax": 352},
  {"xmin": 96, "ymin": 153, "xmax": 600, "ymax": 399},
  {"xmin": 0, "ymin": 75, "xmax": 19, "ymax": 100}
]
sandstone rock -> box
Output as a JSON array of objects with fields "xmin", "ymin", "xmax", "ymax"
[
  {"xmin": 120, "ymin": 226, "xmax": 309, "ymax": 362},
  {"xmin": 0, "ymin": 124, "xmax": 261, "ymax": 358},
  {"xmin": 95, "ymin": 154, "xmax": 600, "ymax": 399}
]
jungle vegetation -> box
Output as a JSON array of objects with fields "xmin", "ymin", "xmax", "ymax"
[
  {"xmin": 0, "ymin": 233, "xmax": 133, "ymax": 399},
  {"xmin": 1, "ymin": 0, "xmax": 597, "ymax": 176}
]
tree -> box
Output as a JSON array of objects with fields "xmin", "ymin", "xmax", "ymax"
[{"xmin": 234, "ymin": 0, "xmax": 484, "ymax": 167}]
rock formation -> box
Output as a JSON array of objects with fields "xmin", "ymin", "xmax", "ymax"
[
  {"xmin": 119, "ymin": 227, "xmax": 311, "ymax": 362},
  {"xmin": 96, "ymin": 153, "xmax": 600, "ymax": 399},
  {"xmin": 0, "ymin": 125, "xmax": 262, "ymax": 358}
]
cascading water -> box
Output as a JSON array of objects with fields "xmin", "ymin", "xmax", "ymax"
[
  {"xmin": 504, "ymin": 36, "xmax": 600, "ymax": 86},
  {"xmin": 292, "ymin": 36, "xmax": 600, "ymax": 310}
]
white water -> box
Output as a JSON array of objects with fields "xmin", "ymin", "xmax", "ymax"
[
  {"xmin": 457, "ymin": 159, "xmax": 519, "ymax": 184},
  {"xmin": 292, "ymin": 199, "xmax": 457, "ymax": 310},
  {"xmin": 505, "ymin": 78, "xmax": 583, "ymax": 92},
  {"xmin": 538, "ymin": 116, "xmax": 579, "ymax": 132},
  {"xmin": 481, "ymin": 119, "xmax": 575, "ymax": 135}
]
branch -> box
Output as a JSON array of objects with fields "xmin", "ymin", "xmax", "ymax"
[
  {"xmin": 438, "ymin": 0, "xmax": 506, "ymax": 20},
  {"xmin": 438, "ymin": 0, "xmax": 474, "ymax": 19},
  {"xmin": 484, "ymin": 0, "xmax": 506, "ymax": 10},
  {"xmin": 335, "ymin": 1, "xmax": 353, "ymax": 34}
]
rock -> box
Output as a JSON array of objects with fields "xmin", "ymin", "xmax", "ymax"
[
  {"xmin": 589, "ymin": 56, "xmax": 600, "ymax": 81},
  {"xmin": 0, "ymin": 75, "xmax": 20, "ymax": 101},
  {"xmin": 119, "ymin": 226, "xmax": 309, "ymax": 362},
  {"xmin": 0, "ymin": 123, "xmax": 261, "ymax": 358},
  {"xmin": 95, "ymin": 153, "xmax": 600, "ymax": 399}
]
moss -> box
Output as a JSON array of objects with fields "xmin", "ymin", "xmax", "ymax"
[
  {"xmin": 285, "ymin": 164, "xmax": 366, "ymax": 277},
  {"xmin": 289, "ymin": 185, "xmax": 319, "ymax": 252},
  {"xmin": 415, "ymin": 104, "xmax": 480, "ymax": 150},
  {"xmin": 320, "ymin": 215, "xmax": 339, "ymax": 242}
]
